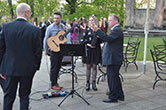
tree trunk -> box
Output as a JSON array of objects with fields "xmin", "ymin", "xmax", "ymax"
[
  {"xmin": 66, "ymin": 0, "xmax": 77, "ymax": 14},
  {"xmin": 70, "ymin": 2, "xmax": 76, "ymax": 14},
  {"xmin": 7, "ymin": 0, "xmax": 14, "ymax": 19}
]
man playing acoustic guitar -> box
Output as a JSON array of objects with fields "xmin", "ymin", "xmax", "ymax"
[{"xmin": 43, "ymin": 12, "xmax": 65, "ymax": 90}]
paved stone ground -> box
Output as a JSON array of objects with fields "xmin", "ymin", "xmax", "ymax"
[{"xmin": 0, "ymin": 54, "xmax": 166, "ymax": 110}]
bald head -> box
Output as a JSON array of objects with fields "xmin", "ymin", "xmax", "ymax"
[{"xmin": 16, "ymin": 3, "xmax": 31, "ymax": 18}]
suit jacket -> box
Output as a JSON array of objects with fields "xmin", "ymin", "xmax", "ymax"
[
  {"xmin": 0, "ymin": 18, "xmax": 42, "ymax": 77},
  {"xmin": 39, "ymin": 21, "xmax": 47, "ymax": 29},
  {"xmin": 96, "ymin": 25, "xmax": 123, "ymax": 65},
  {"xmin": 0, "ymin": 25, "xmax": 2, "ymax": 31},
  {"xmin": 46, "ymin": 21, "xmax": 51, "ymax": 27}
]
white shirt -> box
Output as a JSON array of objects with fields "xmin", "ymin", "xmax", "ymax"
[
  {"xmin": 111, "ymin": 24, "xmax": 119, "ymax": 30},
  {"xmin": 17, "ymin": 17, "xmax": 27, "ymax": 21}
]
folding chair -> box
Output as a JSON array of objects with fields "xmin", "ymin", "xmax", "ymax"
[
  {"xmin": 162, "ymin": 37, "xmax": 166, "ymax": 45},
  {"xmin": 97, "ymin": 64, "xmax": 124, "ymax": 84},
  {"xmin": 150, "ymin": 46, "xmax": 166, "ymax": 89},
  {"xmin": 123, "ymin": 38, "xmax": 141, "ymax": 72},
  {"xmin": 59, "ymin": 56, "xmax": 78, "ymax": 82}
]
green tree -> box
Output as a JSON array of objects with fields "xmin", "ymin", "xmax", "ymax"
[
  {"xmin": 92, "ymin": 0, "xmax": 125, "ymax": 24},
  {"xmin": 18, "ymin": 0, "xmax": 59, "ymax": 18},
  {"xmin": 65, "ymin": 0, "xmax": 92, "ymax": 14},
  {"xmin": 7, "ymin": 0, "xmax": 14, "ymax": 19},
  {"xmin": 0, "ymin": 1, "xmax": 10, "ymax": 19},
  {"xmin": 135, "ymin": 0, "xmax": 156, "ymax": 9},
  {"xmin": 64, "ymin": 0, "xmax": 125, "ymax": 27},
  {"xmin": 1, "ymin": 0, "xmax": 125, "ymax": 25}
]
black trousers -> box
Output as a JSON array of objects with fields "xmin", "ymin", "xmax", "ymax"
[
  {"xmin": 50, "ymin": 51, "xmax": 63, "ymax": 86},
  {"xmin": 106, "ymin": 65, "xmax": 124, "ymax": 100},
  {"xmin": 3, "ymin": 76, "xmax": 34, "ymax": 110}
]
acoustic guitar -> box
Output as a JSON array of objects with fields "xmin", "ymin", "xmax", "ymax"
[{"xmin": 47, "ymin": 24, "xmax": 77, "ymax": 52}]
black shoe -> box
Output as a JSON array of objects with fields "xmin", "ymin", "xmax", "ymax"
[
  {"xmin": 103, "ymin": 98, "xmax": 118, "ymax": 103},
  {"xmin": 86, "ymin": 81, "xmax": 90, "ymax": 91},
  {"xmin": 92, "ymin": 80, "xmax": 98, "ymax": 91}
]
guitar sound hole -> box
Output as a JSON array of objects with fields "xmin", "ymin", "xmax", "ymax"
[{"xmin": 59, "ymin": 35, "xmax": 64, "ymax": 41}]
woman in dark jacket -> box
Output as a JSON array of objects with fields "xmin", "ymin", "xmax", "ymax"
[{"xmin": 83, "ymin": 15, "xmax": 102, "ymax": 91}]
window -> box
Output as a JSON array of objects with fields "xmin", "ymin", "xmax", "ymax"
[{"xmin": 135, "ymin": 0, "xmax": 156, "ymax": 9}]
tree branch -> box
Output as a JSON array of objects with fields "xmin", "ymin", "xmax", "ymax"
[{"xmin": 66, "ymin": 0, "xmax": 71, "ymax": 4}]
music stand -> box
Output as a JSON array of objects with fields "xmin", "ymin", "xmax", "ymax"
[{"xmin": 58, "ymin": 44, "xmax": 90, "ymax": 106}]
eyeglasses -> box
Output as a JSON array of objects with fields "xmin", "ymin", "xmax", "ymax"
[{"xmin": 54, "ymin": 17, "xmax": 60, "ymax": 19}]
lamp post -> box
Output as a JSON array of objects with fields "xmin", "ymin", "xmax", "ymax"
[
  {"xmin": 60, "ymin": 5, "xmax": 64, "ymax": 18},
  {"xmin": 143, "ymin": 0, "xmax": 150, "ymax": 74}
]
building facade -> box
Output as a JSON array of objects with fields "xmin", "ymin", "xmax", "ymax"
[{"xmin": 125, "ymin": 0, "xmax": 166, "ymax": 30}]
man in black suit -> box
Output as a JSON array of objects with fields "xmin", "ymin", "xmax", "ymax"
[
  {"xmin": 90, "ymin": 14, "xmax": 124, "ymax": 103},
  {"xmin": 0, "ymin": 25, "xmax": 5, "ymax": 92},
  {"xmin": 46, "ymin": 16, "xmax": 53, "ymax": 27},
  {"xmin": 0, "ymin": 3, "xmax": 42, "ymax": 110},
  {"xmin": 39, "ymin": 17, "xmax": 47, "ymax": 48}
]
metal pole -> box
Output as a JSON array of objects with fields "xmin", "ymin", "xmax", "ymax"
[
  {"xmin": 143, "ymin": 0, "xmax": 150, "ymax": 74},
  {"xmin": 60, "ymin": 5, "xmax": 64, "ymax": 18}
]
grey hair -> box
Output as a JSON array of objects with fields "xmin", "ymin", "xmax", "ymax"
[
  {"xmin": 109, "ymin": 14, "xmax": 119, "ymax": 22},
  {"xmin": 16, "ymin": 3, "xmax": 31, "ymax": 16}
]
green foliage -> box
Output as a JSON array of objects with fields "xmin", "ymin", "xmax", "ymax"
[
  {"xmin": 0, "ymin": 0, "xmax": 125, "ymax": 25},
  {"xmin": 17, "ymin": 0, "xmax": 59, "ymax": 18},
  {"xmin": 63, "ymin": 0, "xmax": 125, "ymax": 25},
  {"xmin": 0, "ymin": 1, "xmax": 17, "ymax": 24},
  {"xmin": 124, "ymin": 37, "xmax": 164, "ymax": 61},
  {"xmin": 63, "ymin": 4, "xmax": 94, "ymax": 21},
  {"xmin": 0, "ymin": 1, "xmax": 10, "ymax": 20},
  {"xmin": 135, "ymin": 0, "xmax": 156, "ymax": 9},
  {"xmin": 92, "ymin": 0, "xmax": 125, "ymax": 23}
]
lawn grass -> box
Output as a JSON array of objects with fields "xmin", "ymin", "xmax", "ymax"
[{"xmin": 124, "ymin": 36, "xmax": 165, "ymax": 61}]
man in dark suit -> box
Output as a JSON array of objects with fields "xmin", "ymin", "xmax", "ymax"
[
  {"xmin": 0, "ymin": 25, "xmax": 4, "ymax": 108},
  {"xmin": 0, "ymin": 25, "xmax": 5, "ymax": 92},
  {"xmin": 46, "ymin": 16, "xmax": 53, "ymax": 27},
  {"xmin": 39, "ymin": 17, "xmax": 47, "ymax": 48},
  {"xmin": 0, "ymin": 3, "xmax": 42, "ymax": 110},
  {"xmin": 90, "ymin": 14, "xmax": 124, "ymax": 103}
]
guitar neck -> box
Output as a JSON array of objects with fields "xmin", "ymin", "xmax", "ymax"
[{"xmin": 63, "ymin": 24, "xmax": 78, "ymax": 37}]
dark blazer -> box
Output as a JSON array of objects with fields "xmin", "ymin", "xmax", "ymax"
[
  {"xmin": 96, "ymin": 25, "xmax": 123, "ymax": 65},
  {"xmin": 46, "ymin": 21, "xmax": 51, "ymax": 27},
  {"xmin": 39, "ymin": 21, "xmax": 47, "ymax": 29},
  {"xmin": 0, "ymin": 25, "xmax": 2, "ymax": 31},
  {"xmin": 0, "ymin": 18, "xmax": 42, "ymax": 77}
]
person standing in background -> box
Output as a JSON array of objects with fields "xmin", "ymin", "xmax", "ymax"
[
  {"xmin": 39, "ymin": 17, "xmax": 47, "ymax": 48},
  {"xmin": 46, "ymin": 16, "xmax": 53, "ymax": 27},
  {"xmin": 70, "ymin": 19, "xmax": 78, "ymax": 44},
  {"xmin": 0, "ymin": 3, "xmax": 42, "ymax": 110},
  {"xmin": 104, "ymin": 18, "xmax": 108, "ymax": 33},
  {"xmin": 99, "ymin": 17, "xmax": 106, "ymax": 33},
  {"xmin": 32, "ymin": 16, "xmax": 39, "ymax": 27},
  {"xmin": 65, "ymin": 19, "xmax": 71, "ymax": 44},
  {"xmin": 4, "ymin": 16, "xmax": 9, "ymax": 23},
  {"xmin": 83, "ymin": 15, "xmax": 102, "ymax": 91}
]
